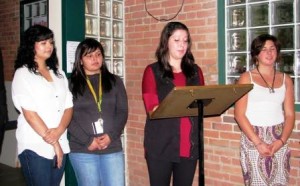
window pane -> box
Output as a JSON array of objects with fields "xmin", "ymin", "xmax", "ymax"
[
  {"xmin": 113, "ymin": 1, "xmax": 123, "ymax": 19},
  {"xmin": 100, "ymin": 39, "xmax": 111, "ymax": 57},
  {"xmin": 100, "ymin": 18, "xmax": 111, "ymax": 37},
  {"xmin": 86, "ymin": 17, "xmax": 98, "ymax": 35},
  {"xmin": 249, "ymin": 3, "xmax": 268, "ymax": 27},
  {"xmin": 85, "ymin": 0, "xmax": 97, "ymax": 15},
  {"xmin": 100, "ymin": 0, "xmax": 111, "ymax": 17},
  {"xmin": 227, "ymin": 54, "xmax": 247, "ymax": 75},
  {"xmin": 113, "ymin": 21, "xmax": 123, "ymax": 38},
  {"xmin": 228, "ymin": 6, "xmax": 246, "ymax": 28},
  {"xmin": 277, "ymin": 52, "xmax": 294, "ymax": 75},
  {"xmin": 249, "ymin": 28, "xmax": 268, "ymax": 45},
  {"xmin": 227, "ymin": 30, "xmax": 246, "ymax": 51},
  {"xmin": 113, "ymin": 59, "xmax": 123, "ymax": 76},
  {"xmin": 272, "ymin": 1, "xmax": 293, "ymax": 24},
  {"xmin": 228, "ymin": 0, "xmax": 245, "ymax": 5},
  {"xmin": 113, "ymin": 40, "xmax": 123, "ymax": 57},
  {"xmin": 273, "ymin": 26, "xmax": 294, "ymax": 49}
]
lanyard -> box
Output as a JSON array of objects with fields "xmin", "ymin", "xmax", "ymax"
[{"xmin": 86, "ymin": 74, "xmax": 102, "ymax": 113}]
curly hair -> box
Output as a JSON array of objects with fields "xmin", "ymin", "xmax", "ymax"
[
  {"xmin": 155, "ymin": 21, "xmax": 196, "ymax": 79},
  {"xmin": 14, "ymin": 25, "xmax": 60, "ymax": 76}
]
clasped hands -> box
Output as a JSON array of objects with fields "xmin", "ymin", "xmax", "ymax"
[
  {"xmin": 255, "ymin": 139, "xmax": 284, "ymax": 157},
  {"xmin": 42, "ymin": 128, "xmax": 63, "ymax": 169},
  {"xmin": 88, "ymin": 134, "xmax": 111, "ymax": 151},
  {"xmin": 43, "ymin": 128, "xmax": 61, "ymax": 145}
]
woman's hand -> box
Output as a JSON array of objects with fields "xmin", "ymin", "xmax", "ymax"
[
  {"xmin": 87, "ymin": 134, "xmax": 111, "ymax": 151},
  {"xmin": 96, "ymin": 134, "xmax": 111, "ymax": 150},
  {"xmin": 88, "ymin": 137, "xmax": 101, "ymax": 151},
  {"xmin": 43, "ymin": 128, "xmax": 62, "ymax": 145},
  {"xmin": 269, "ymin": 139, "xmax": 284, "ymax": 156},
  {"xmin": 255, "ymin": 142, "xmax": 272, "ymax": 157},
  {"xmin": 53, "ymin": 142, "xmax": 63, "ymax": 169}
]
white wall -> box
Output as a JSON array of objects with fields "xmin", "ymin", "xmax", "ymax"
[
  {"xmin": 49, "ymin": 0, "xmax": 63, "ymax": 68},
  {"xmin": 0, "ymin": 82, "xmax": 19, "ymax": 167}
]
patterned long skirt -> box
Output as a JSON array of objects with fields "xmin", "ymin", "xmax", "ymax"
[{"xmin": 240, "ymin": 123, "xmax": 291, "ymax": 186}]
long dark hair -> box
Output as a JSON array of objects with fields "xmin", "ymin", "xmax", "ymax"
[
  {"xmin": 14, "ymin": 25, "xmax": 60, "ymax": 76},
  {"xmin": 70, "ymin": 38, "xmax": 116, "ymax": 99},
  {"xmin": 155, "ymin": 21, "xmax": 196, "ymax": 79},
  {"xmin": 251, "ymin": 34, "xmax": 281, "ymax": 66}
]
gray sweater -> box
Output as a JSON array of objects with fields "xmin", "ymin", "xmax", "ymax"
[{"xmin": 68, "ymin": 74, "xmax": 128, "ymax": 154}]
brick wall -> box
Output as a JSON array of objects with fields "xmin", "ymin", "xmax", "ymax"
[
  {"xmin": 0, "ymin": 0, "xmax": 19, "ymax": 81},
  {"xmin": 124, "ymin": 0, "xmax": 300, "ymax": 186},
  {"xmin": 0, "ymin": 0, "xmax": 299, "ymax": 185}
]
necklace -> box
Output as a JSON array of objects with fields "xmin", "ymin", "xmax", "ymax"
[{"xmin": 256, "ymin": 67, "xmax": 275, "ymax": 93}]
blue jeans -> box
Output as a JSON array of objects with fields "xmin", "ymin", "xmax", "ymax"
[
  {"xmin": 69, "ymin": 151, "xmax": 125, "ymax": 186},
  {"xmin": 18, "ymin": 149, "xmax": 66, "ymax": 186}
]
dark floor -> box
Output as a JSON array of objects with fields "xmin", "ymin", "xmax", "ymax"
[{"xmin": 0, "ymin": 163, "xmax": 26, "ymax": 186}]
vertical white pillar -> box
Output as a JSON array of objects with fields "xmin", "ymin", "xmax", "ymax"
[{"xmin": 48, "ymin": 0, "xmax": 63, "ymax": 69}]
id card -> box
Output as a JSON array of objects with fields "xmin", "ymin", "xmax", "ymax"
[{"xmin": 92, "ymin": 118, "xmax": 104, "ymax": 134}]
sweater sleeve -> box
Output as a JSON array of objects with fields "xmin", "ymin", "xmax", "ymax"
[
  {"xmin": 142, "ymin": 66, "xmax": 159, "ymax": 113},
  {"xmin": 106, "ymin": 77, "xmax": 128, "ymax": 142},
  {"xmin": 68, "ymin": 118, "xmax": 94, "ymax": 147}
]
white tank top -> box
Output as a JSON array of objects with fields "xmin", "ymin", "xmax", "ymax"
[{"xmin": 245, "ymin": 72, "xmax": 286, "ymax": 126}]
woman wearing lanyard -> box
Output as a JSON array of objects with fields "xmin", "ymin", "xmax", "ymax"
[{"xmin": 68, "ymin": 38, "xmax": 128, "ymax": 186}]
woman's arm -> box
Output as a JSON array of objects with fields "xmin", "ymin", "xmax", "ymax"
[
  {"xmin": 142, "ymin": 66, "xmax": 159, "ymax": 113},
  {"xmin": 22, "ymin": 108, "xmax": 49, "ymax": 138},
  {"xmin": 281, "ymin": 74, "xmax": 295, "ymax": 142},
  {"xmin": 104, "ymin": 77, "xmax": 128, "ymax": 143},
  {"xmin": 43, "ymin": 107, "xmax": 73, "ymax": 144},
  {"xmin": 22, "ymin": 108, "xmax": 64, "ymax": 168},
  {"xmin": 270, "ymin": 74, "xmax": 295, "ymax": 154}
]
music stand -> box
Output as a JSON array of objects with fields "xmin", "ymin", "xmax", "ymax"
[{"xmin": 149, "ymin": 84, "xmax": 253, "ymax": 185}]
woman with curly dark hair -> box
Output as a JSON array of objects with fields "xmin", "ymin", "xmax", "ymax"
[
  {"xmin": 12, "ymin": 25, "xmax": 73, "ymax": 186},
  {"xmin": 142, "ymin": 22, "xmax": 205, "ymax": 186}
]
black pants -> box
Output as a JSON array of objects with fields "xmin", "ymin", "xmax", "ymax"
[{"xmin": 146, "ymin": 156, "xmax": 197, "ymax": 186}]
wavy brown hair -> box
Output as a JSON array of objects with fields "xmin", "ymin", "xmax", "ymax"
[{"xmin": 155, "ymin": 22, "xmax": 196, "ymax": 79}]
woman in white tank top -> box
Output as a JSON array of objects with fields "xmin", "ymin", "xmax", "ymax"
[{"xmin": 234, "ymin": 34, "xmax": 295, "ymax": 186}]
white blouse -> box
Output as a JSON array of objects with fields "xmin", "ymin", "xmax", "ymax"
[{"xmin": 12, "ymin": 67, "xmax": 73, "ymax": 159}]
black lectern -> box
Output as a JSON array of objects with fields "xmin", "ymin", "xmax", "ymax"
[{"xmin": 149, "ymin": 84, "xmax": 253, "ymax": 185}]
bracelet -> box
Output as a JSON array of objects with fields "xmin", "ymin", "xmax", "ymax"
[{"xmin": 279, "ymin": 138, "xmax": 285, "ymax": 146}]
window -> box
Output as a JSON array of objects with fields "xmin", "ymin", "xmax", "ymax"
[
  {"xmin": 21, "ymin": 0, "xmax": 48, "ymax": 32},
  {"xmin": 220, "ymin": 0, "xmax": 300, "ymax": 106},
  {"xmin": 85, "ymin": 0, "xmax": 124, "ymax": 80}
]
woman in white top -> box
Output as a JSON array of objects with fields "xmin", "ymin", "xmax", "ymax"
[
  {"xmin": 234, "ymin": 34, "xmax": 294, "ymax": 185},
  {"xmin": 12, "ymin": 25, "xmax": 73, "ymax": 186}
]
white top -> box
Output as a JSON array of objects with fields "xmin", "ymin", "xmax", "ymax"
[
  {"xmin": 246, "ymin": 72, "xmax": 285, "ymax": 126},
  {"xmin": 12, "ymin": 67, "xmax": 73, "ymax": 159}
]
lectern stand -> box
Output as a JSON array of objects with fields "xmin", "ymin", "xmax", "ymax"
[{"xmin": 149, "ymin": 84, "xmax": 253, "ymax": 185}]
